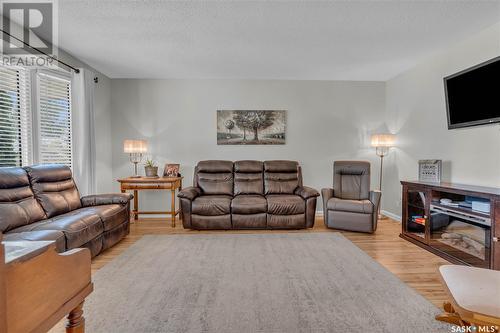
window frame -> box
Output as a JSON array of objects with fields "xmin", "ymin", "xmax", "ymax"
[
  {"xmin": 0, "ymin": 64, "xmax": 74, "ymax": 168},
  {"xmin": 0, "ymin": 65, "xmax": 32, "ymax": 167},
  {"xmin": 32, "ymin": 69, "xmax": 73, "ymax": 167}
]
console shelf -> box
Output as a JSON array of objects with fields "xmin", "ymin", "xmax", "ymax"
[{"xmin": 400, "ymin": 181, "xmax": 500, "ymax": 270}]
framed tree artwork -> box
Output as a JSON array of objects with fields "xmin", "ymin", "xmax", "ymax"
[{"xmin": 216, "ymin": 110, "xmax": 286, "ymax": 145}]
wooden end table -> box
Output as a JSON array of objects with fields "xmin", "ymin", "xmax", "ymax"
[
  {"xmin": 117, "ymin": 176, "xmax": 183, "ymax": 227},
  {"xmin": 1, "ymin": 233, "xmax": 93, "ymax": 333}
]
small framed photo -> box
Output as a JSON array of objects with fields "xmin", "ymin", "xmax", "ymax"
[
  {"xmin": 163, "ymin": 164, "xmax": 180, "ymax": 177},
  {"xmin": 418, "ymin": 160, "xmax": 442, "ymax": 183}
]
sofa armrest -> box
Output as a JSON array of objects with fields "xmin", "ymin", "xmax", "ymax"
[
  {"xmin": 321, "ymin": 188, "xmax": 333, "ymax": 204},
  {"xmin": 295, "ymin": 186, "xmax": 319, "ymax": 200},
  {"xmin": 369, "ymin": 190, "xmax": 381, "ymax": 210},
  {"xmin": 177, "ymin": 187, "xmax": 201, "ymax": 201},
  {"xmin": 321, "ymin": 188, "xmax": 334, "ymax": 225},
  {"xmin": 81, "ymin": 193, "xmax": 133, "ymax": 207},
  {"xmin": 178, "ymin": 187, "xmax": 201, "ymax": 229},
  {"xmin": 369, "ymin": 190, "xmax": 382, "ymax": 231}
]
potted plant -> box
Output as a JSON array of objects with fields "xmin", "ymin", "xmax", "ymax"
[{"xmin": 144, "ymin": 158, "xmax": 159, "ymax": 177}]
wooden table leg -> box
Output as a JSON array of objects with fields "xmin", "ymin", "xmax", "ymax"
[
  {"xmin": 66, "ymin": 302, "xmax": 85, "ymax": 333},
  {"xmin": 133, "ymin": 190, "xmax": 138, "ymax": 221},
  {"xmin": 178, "ymin": 179, "xmax": 183, "ymax": 221},
  {"xmin": 171, "ymin": 188, "xmax": 176, "ymax": 228}
]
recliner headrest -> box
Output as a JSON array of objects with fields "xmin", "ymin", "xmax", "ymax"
[
  {"xmin": 264, "ymin": 160, "xmax": 298, "ymax": 173},
  {"xmin": 197, "ymin": 160, "xmax": 233, "ymax": 173},
  {"xmin": 0, "ymin": 167, "xmax": 30, "ymax": 188},
  {"xmin": 234, "ymin": 160, "xmax": 263, "ymax": 173},
  {"xmin": 334, "ymin": 161, "xmax": 370, "ymax": 176},
  {"xmin": 24, "ymin": 164, "xmax": 73, "ymax": 183}
]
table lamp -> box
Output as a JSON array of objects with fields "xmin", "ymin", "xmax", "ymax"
[
  {"xmin": 371, "ymin": 134, "xmax": 395, "ymax": 218},
  {"xmin": 123, "ymin": 139, "xmax": 148, "ymax": 177}
]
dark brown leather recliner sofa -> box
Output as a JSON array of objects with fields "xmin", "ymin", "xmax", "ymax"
[
  {"xmin": 0, "ymin": 164, "xmax": 133, "ymax": 257},
  {"xmin": 178, "ymin": 160, "xmax": 319, "ymax": 230}
]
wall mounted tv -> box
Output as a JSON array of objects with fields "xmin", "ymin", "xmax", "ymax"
[{"xmin": 444, "ymin": 56, "xmax": 500, "ymax": 129}]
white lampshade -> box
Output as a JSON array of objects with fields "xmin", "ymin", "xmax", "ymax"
[
  {"xmin": 371, "ymin": 134, "xmax": 395, "ymax": 148},
  {"xmin": 123, "ymin": 139, "xmax": 148, "ymax": 153}
]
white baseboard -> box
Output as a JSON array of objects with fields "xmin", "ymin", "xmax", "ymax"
[
  {"xmin": 381, "ymin": 210, "xmax": 401, "ymax": 222},
  {"xmin": 317, "ymin": 210, "xmax": 400, "ymax": 222}
]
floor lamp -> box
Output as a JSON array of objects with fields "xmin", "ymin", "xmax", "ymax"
[{"xmin": 371, "ymin": 134, "xmax": 395, "ymax": 219}]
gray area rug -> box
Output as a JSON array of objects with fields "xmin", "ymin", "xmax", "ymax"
[{"xmin": 85, "ymin": 233, "xmax": 449, "ymax": 332}]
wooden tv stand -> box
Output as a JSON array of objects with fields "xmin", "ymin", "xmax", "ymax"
[{"xmin": 400, "ymin": 181, "xmax": 499, "ymax": 270}]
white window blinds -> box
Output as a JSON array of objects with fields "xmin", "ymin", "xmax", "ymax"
[
  {"xmin": 37, "ymin": 73, "xmax": 72, "ymax": 167},
  {"xmin": 0, "ymin": 66, "xmax": 32, "ymax": 167}
]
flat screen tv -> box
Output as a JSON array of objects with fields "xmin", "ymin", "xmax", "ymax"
[{"xmin": 444, "ymin": 56, "xmax": 500, "ymax": 129}]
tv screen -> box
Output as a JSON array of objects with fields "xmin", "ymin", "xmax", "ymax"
[{"xmin": 444, "ymin": 56, "xmax": 500, "ymax": 129}]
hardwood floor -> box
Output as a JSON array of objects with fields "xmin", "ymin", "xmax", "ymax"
[{"xmin": 92, "ymin": 216, "xmax": 449, "ymax": 308}]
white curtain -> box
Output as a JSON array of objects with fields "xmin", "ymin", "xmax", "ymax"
[{"xmin": 71, "ymin": 68, "xmax": 96, "ymax": 196}]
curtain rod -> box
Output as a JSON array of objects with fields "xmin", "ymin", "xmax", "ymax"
[{"xmin": 0, "ymin": 29, "xmax": 80, "ymax": 73}]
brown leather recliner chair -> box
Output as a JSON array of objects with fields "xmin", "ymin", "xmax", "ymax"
[
  {"xmin": 321, "ymin": 161, "xmax": 381, "ymax": 233},
  {"xmin": 0, "ymin": 164, "xmax": 133, "ymax": 257},
  {"xmin": 178, "ymin": 160, "xmax": 319, "ymax": 230}
]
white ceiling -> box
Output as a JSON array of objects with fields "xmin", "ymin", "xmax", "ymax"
[{"xmin": 58, "ymin": 1, "xmax": 500, "ymax": 80}]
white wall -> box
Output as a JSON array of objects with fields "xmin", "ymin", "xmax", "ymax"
[
  {"xmin": 383, "ymin": 22, "xmax": 500, "ymax": 218},
  {"xmin": 93, "ymin": 74, "xmax": 114, "ymax": 193},
  {"xmin": 110, "ymin": 80, "xmax": 386, "ymax": 212}
]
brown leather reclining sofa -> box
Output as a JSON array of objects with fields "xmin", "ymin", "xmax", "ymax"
[
  {"xmin": 178, "ymin": 160, "xmax": 319, "ymax": 229},
  {"xmin": 0, "ymin": 164, "xmax": 133, "ymax": 257}
]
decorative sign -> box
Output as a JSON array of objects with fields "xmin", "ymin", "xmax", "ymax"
[{"xmin": 418, "ymin": 160, "xmax": 442, "ymax": 183}]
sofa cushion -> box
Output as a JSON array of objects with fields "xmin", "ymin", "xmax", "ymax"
[
  {"xmin": 24, "ymin": 164, "xmax": 82, "ymax": 218},
  {"xmin": 232, "ymin": 213, "xmax": 267, "ymax": 228},
  {"xmin": 195, "ymin": 160, "xmax": 234, "ymax": 196},
  {"xmin": 327, "ymin": 197, "xmax": 373, "ymax": 214},
  {"xmin": 231, "ymin": 195, "xmax": 267, "ymax": 214},
  {"xmin": 234, "ymin": 160, "xmax": 263, "ymax": 195},
  {"xmin": 191, "ymin": 214, "xmax": 231, "ymax": 229},
  {"xmin": 266, "ymin": 194, "xmax": 305, "ymax": 215},
  {"xmin": 0, "ymin": 167, "xmax": 47, "ymax": 232},
  {"xmin": 267, "ymin": 213, "xmax": 305, "ymax": 228},
  {"xmin": 192, "ymin": 195, "xmax": 232, "ymax": 216},
  {"xmin": 85, "ymin": 204, "xmax": 129, "ymax": 231},
  {"xmin": 264, "ymin": 161, "xmax": 300, "ymax": 195},
  {"xmin": 11, "ymin": 207, "xmax": 103, "ymax": 249},
  {"xmin": 4, "ymin": 230, "xmax": 66, "ymax": 252}
]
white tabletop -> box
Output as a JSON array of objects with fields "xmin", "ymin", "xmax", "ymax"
[
  {"xmin": 440, "ymin": 265, "xmax": 500, "ymax": 319},
  {"xmin": 3, "ymin": 240, "xmax": 54, "ymax": 264}
]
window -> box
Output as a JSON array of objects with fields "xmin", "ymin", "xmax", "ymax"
[
  {"xmin": 0, "ymin": 65, "xmax": 73, "ymax": 168},
  {"xmin": 37, "ymin": 73, "xmax": 72, "ymax": 167},
  {"xmin": 0, "ymin": 66, "xmax": 32, "ymax": 167}
]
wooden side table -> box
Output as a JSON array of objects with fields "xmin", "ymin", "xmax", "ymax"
[{"xmin": 117, "ymin": 177, "xmax": 183, "ymax": 227}]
